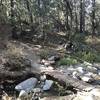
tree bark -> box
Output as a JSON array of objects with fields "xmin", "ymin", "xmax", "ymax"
[
  {"xmin": 25, "ymin": 0, "xmax": 33, "ymax": 29},
  {"xmin": 92, "ymin": 0, "xmax": 96, "ymax": 35},
  {"xmin": 80, "ymin": 0, "xmax": 82, "ymax": 33},
  {"xmin": 10, "ymin": 0, "xmax": 14, "ymax": 26},
  {"xmin": 80, "ymin": 0, "xmax": 85, "ymax": 34},
  {"xmin": 44, "ymin": 70, "xmax": 93, "ymax": 91}
]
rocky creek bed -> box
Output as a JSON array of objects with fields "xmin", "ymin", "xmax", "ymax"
[{"xmin": 0, "ymin": 41, "xmax": 100, "ymax": 100}]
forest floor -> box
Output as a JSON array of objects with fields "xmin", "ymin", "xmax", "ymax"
[{"xmin": 0, "ymin": 31, "xmax": 100, "ymax": 100}]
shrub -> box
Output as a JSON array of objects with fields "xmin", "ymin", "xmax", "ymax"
[
  {"xmin": 3, "ymin": 42, "xmax": 31, "ymax": 71},
  {"xmin": 76, "ymin": 51, "xmax": 100, "ymax": 63},
  {"xmin": 58, "ymin": 57, "xmax": 78, "ymax": 65},
  {"xmin": 6, "ymin": 43, "xmax": 24, "ymax": 57},
  {"xmin": 39, "ymin": 50, "xmax": 49, "ymax": 59},
  {"xmin": 4, "ymin": 56, "xmax": 31, "ymax": 71}
]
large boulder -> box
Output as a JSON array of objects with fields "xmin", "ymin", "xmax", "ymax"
[{"xmin": 15, "ymin": 77, "xmax": 38, "ymax": 93}]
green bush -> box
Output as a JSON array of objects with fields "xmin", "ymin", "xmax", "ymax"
[
  {"xmin": 39, "ymin": 50, "xmax": 49, "ymax": 59},
  {"xmin": 71, "ymin": 33, "xmax": 85, "ymax": 43},
  {"xmin": 95, "ymin": 55, "xmax": 100, "ymax": 62},
  {"xmin": 58, "ymin": 57, "xmax": 78, "ymax": 65},
  {"xmin": 82, "ymin": 52, "xmax": 95, "ymax": 62},
  {"xmin": 76, "ymin": 51, "xmax": 100, "ymax": 63}
]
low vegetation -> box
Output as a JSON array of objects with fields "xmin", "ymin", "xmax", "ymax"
[{"xmin": 58, "ymin": 56, "xmax": 78, "ymax": 66}]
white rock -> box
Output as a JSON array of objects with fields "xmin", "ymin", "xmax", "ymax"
[
  {"xmin": 81, "ymin": 76, "xmax": 93, "ymax": 82},
  {"xmin": 43, "ymin": 80, "xmax": 53, "ymax": 91},
  {"xmin": 72, "ymin": 71, "xmax": 81, "ymax": 80},
  {"xmin": 84, "ymin": 61, "xmax": 92, "ymax": 66},
  {"xmin": 48, "ymin": 56, "xmax": 55, "ymax": 61},
  {"xmin": 67, "ymin": 67, "xmax": 75, "ymax": 71},
  {"xmin": 74, "ymin": 92, "xmax": 94, "ymax": 100},
  {"xmin": 75, "ymin": 95, "xmax": 94, "ymax": 100},
  {"xmin": 48, "ymin": 66, "xmax": 54, "ymax": 70},
  {"xmin": 44, "ymin": 62, "xmax": 50, "ymax": 66},
  {"xmin": 85, "ymin": 72, "xmax": 93, "ymax": 76},
  {"xmin": 84, "ymin": 87, "xmax": 94, "ymax": 92},
  {"xmin": 19, "ymin": 90, "xmax": 28, "ymax": 97},
  {"xmin": 97, "ymin": 70, "xmax": 100, "ymax": 75},
  {"xmin": 42, "ymin": 60, "xmax": 55, "ymax": 66},
  {"xmin": 76, "ymin": 67, "xmax": 85, "ymax": 74},
  {"xmin": 48, "ymin": 55, "xmax": 60, "ymax": 61},
  {"xmin": 34, "ymin": 45, "xmax": 42, "ymax": 49},
  {"xmin": 74, "ymin": 88, "xmax": 100, "ymax": 100},
  {"xmin": 41, "ymin": 59, "xmax": 46, "ymax": 64},
  {"xmin": 40, "ymin": 74, "xmax": 46, "ymax": 81},
  {"xmin": 15, "ymin": 77, "xmax": 38, "ymax": 93},
  {"xmin": 32, "ymin": 88, "xmax": 42, "ymax": 93},
  {"xmin": 90, "ymin": 88, "xmax": 100, "ymax": 97},
  {"xmin": 87, "ymin": 65, "xmax": 97, "ymax": 72},
  {"xmin": 87, "ymin": 65, "xmax": 93, "ymax": 69}
]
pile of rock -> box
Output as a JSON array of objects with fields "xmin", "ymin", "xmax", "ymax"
[
  {"xmin": 15, "ymin": 74, "xmax": 53, "ymax": 100},
  {"xmin": 58, "ymin": 62, "xmax": 100, "ymax": 85}
]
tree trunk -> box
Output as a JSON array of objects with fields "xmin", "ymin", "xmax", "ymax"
[
  {"xmin": 80, "ymin": 0, "xmax": 82, "ymax": 33},
  {"xmin": 80, "ymin": 0, "xmax": 85, "ymax": 34},
  {"xmin": 0, "ymin": 0, "xmax": 2, "ymax": 5},
  {"xmin": 10, "ymin": 0, "xmax": 17, "ymax": 39},
  {"xmin": 25, "ymin": 0, "xmax": 33, "ymax": 29},
  {"xmin": 82, "ymin": 0, "xmax": 85, "ymax": 33},
  {"xmin": 92, "ymin": 0, "xmax": 96, "ymax": 35},
  {"xmin": 10, "ymin": 0, "xmax": 14, "ymax": 27},
  {"xmin": 75, "ymin": 10, "xmax": 78, "ymax": 33}
]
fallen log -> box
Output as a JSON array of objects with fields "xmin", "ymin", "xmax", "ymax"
[
  {"xmin": 44, "ymin": 70, "xmax": 94, "ymax": 91},
  {"xmin": 0, "ymin": 65, "xmax": 94, "ymax": 92}
]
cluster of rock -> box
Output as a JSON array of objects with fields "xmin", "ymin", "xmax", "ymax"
[
  {"xmin": 37, "ymin": 54, "xmax": 100, "ymax": 100},
  {"xmin": 54, "ymin": 62, "xmax": 100, "ymax": 100},
  {"xmin": 59, "ymin": 62, "xmax": 100, "ymax": 84},
  {"xmin": 30, "ymin": 52, "xmax": 100, "ymax": 100},
  {"xmin": 14, "ymin": 75, "xmax": 53, "ymax": 100}
]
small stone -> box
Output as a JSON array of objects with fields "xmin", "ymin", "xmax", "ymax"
[
  {"xmin": 32, "ymin": 88, "xmax": 42, "ymax": 93},
  {"xmin": 48, "ymin": 55, "xmax": 60, "ymax": 61},
  {"xmin": 48, "ymin": 56, "xmax": 55, "ymax": 61},
  {"xmin": 45, "ymin": 61, "xmax": 55, "ymax": 66},
  {"xmin": 84, "ymin": 87, "xmax": 94, "ymax": 92},
  {"xmin": 97, "ymin": 70, "xmax": 100, "ymax": 75},
  {"xmin": 43, "ymin": 80, "xmax": 53, "ymax": 91},
  {"xmin": 40, "ymin": 73, "xmax": 46, "ymax": 82},
  {"xmin": 41, "ymin": 59, "xmax": 46, "ymax": 64},
  {"xmin": 67, "ymin": 67, "xmax": 75, "ymax": 71},
  {"xmin": 85, "ymin": 72, "xmax": 93, "ymax": 76},
  {"xmin": 76, "ymin": 67, "xmax": 85, "ymax": 74},
  {"xmin": 81, "ymin": 76, "xmax": 93, "ymax": 83},
  {"xmin": 72, "ymin": 71, "xmax": 81, "ymax": 79},
  {"xmin": 48, "ymin": 66, "xmax": 54, "ymax": 70},
  {"xmin": 84, "ymin": 61, "xmax": 92, "ymax": 66},
  {"xmin": 19, "ymin": 90, "xmax": 28, "ymax": 97},
  {"xmin": 44, "ymin": 62, "xmax": 50, "ymax": 66}
]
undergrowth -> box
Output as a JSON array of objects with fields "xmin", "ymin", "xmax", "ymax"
[{"xmin": 58, "ymin": 56, "xmax": 78, "ymax": 66}]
